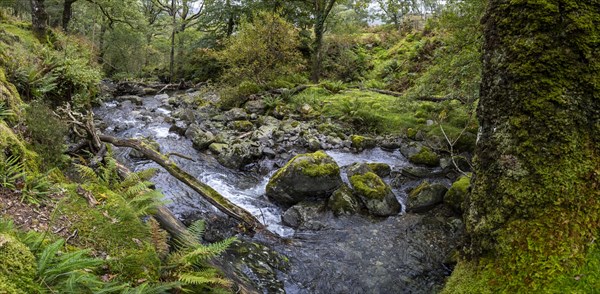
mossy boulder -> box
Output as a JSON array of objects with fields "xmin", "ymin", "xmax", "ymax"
[
  {"xmin": 185, "ymin": 124, "xmax": 215, "ymax": 150},
  {"xmin": 328, "ymin": 185, "xmax": 361, "ymax": 216},
  {"xmin": 407, "ymin": 181, "xmax": 447, "ymax": 213},
  {"xmin": 444, "ymin": 175, "xmax": 471, "ymax": 213},
  {"xmin": 266, "ymin": 151, "xmax": 342, "ymax": 207},
  {"xmin": 409, "ymin": 146, "xmax": 440, "ymax": 167},
  {"xmin": 367, "ymin": 163, "xmax": 392, "ymax": 177},
  {"xmin": 350, "ymin": 172, "xmax": 401, "ymax": 216},
  {"xmin": 350, "ymin": 135, "xmax": 376, "ymax": 151},
  {"xmin": 0, "ymin": 234, "xmax": 38, "ymax": 293}
]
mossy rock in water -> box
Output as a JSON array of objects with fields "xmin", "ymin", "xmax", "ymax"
[
  {"xmin": 409, "ymin": 146, "xmax": 440, "ymax": 167},
  {"xmin": 350, "ymin": 135, "xmax": 376, "ymax": 151},
  {"xmin": 444, "ymin": 175, "xmax": 471, "ymax": 213},
  {"xmin": 266, "ymin": 151, "xmax": 342, "ymax": 207},
  {"xmin": 185, "ymin": 124, "xmax": 215, "ymax": 150},
  {"xmin": 328, "ymin": 184, "xmax": 361, "ymax": 216},
  {"xmin": 0, "ymin": 234, "xmax": 39, "ymax": 293},
  {"xmin": 367, "ymin": 163, "xmax": 392, "ymax": 177},
  {"xmin": 350, "ymin": 172, "xmax": 401, "ymax": 216},
  {"xmin": 407, "ymin": 181, "xmax": 447, "ymax": 213}
]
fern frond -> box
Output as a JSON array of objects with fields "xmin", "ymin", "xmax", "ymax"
[
  {"xmin": 75, "ymin": 164, "xmax": 99, "ymax": 184},
  {"xmin": 135, "ymin": 168, "xmax": 158, "ymax": 182},
  {"xmin": 120, "ymin": 282, "xmax": 180, "ymax": 294},
  {"xmin": 183, "ymin": 237, "xmax": 235, "ymax": 265},
  {"xmin": 37, "ymin": 239, "xmax": 65, "ymax": 277},
  {"xmin": 123, "ymin": 181, "xmax": 155, "ymax": 198},
  {"xmin": 128, "ymin": 190, "xmax": 164, "ymax": 216},
  {"xmin": 174, "ymin": 220, "xmax": 205, "ymax": 250},
  {"xmin": 179, "ymin": 270, "xmax": 231, "ymax": 287},
  {"xmin": 100, "ymin": 156, "xmax": 118, "ymax": 186}
]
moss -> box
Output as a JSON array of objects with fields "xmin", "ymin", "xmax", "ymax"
[
  {"xmin": 0, "ymin": 234, "xmax": 39, "ymax": 293},
  {"xmin": 349, "ymin": 172, "xmax": 389, "ymax": 200},
  {"xmin": 0, "ymin": 121, "xmax": 38, "ymax": 170},
  {"xmin": 406, "ymin": 128, "xmax": 418, "ymax": 139},
  {"xmin": 409, "ymin": 146, "xmax": 440, "ymax": 167},
  {"xmin": 350, "ymin": 135, "xmax": 376, "ymax": 150},
  {"xmin": 60, "ymin": 185, "xmax": 162, "ymax": 283},
  {"xmin": 296, "ymin": 151, "xmax": 339, "ymax": 177},
  {"xmin": 444, "ymin": 175, "xmax": 471, "ymax": 212},
  {"xmin": 0, "ymin": 68, "xmax": 23, "ymax": 119}
]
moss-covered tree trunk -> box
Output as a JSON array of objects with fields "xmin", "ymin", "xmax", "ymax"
[
  {"xmin": 30, "ymin": 0, "xmax": 48, "ymax": 38},
  {"xmin": 450, "ymin": 0, "xmax": 600, "ymax": 290}
]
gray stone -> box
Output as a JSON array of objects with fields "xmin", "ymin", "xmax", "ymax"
[
  {"xmin": 349, "ymin": 172, "xmax": 401, "ymax": 216},
  {"xmin": 407, "ymin": 181, "xmax": 448, "ymax": 213},
  {"xmin": 328, "ymin": 185, "xmax": 361, "ymax": 216},
  {"xmin": 185, "ymin": 124, "xmax": 215, "ymax": 150}
]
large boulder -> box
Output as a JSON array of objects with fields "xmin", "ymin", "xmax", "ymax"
[
  {"xmin": 406, "ymin": 181, "xmax": 448, "ymax": 213},
  {"xmin": 350, "ymin": 135, "xmax": 376, "ymax": 151},
  {"xmin": 185, "ymin": 124, "xmax": 215, "ymax": 150},
  {"xmin": 349, "ymin": 172, "xmax": 401, "ymax": 216},
  {"xmin": 266, "ymin": 151, "xmax": 342, "ymax": 207}
]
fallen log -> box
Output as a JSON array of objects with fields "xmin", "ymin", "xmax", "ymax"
[
  {"xmin": 98, "ymin": 134, "xmax": 266, "ymax": 233},
  {"xmin": 366, "ymin": 88, "xmax": 453, "ymax": 102}
]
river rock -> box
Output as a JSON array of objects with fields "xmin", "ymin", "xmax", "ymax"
[
  {"xmin": 266, "ymin": 151, "xmax": 343, "ymax": 207},
  {"xmin": 172, "ymin": 108, "xmax": 196, "ymax": 122},
  {"xmin": 224, "ymin": 107, "xmax": 248, "ymax": 121},
  {"xmin": 328, "ymin": 185, "xmax": 361, "ymax": 216},
  {"xmin": 253, "ymin": 124, "xmax": 279, "ymax": 144},
  {"xmin": 444, "ymin": 175, "xmax": 470, "ymax": 213},
  {"xmin": 407, "ymin": 181, "xmax": 448, "ymax": 213},
  {"xmin": 350, "ymin": 135, "xmax": 376, "ymax": 151},
  {"xmin": 115, "ymin": 95, "xmax": 143, "ymax": 105},
  {"xmin": 185, "ymin": 124, "xmax": 215, "ymax": 150},
  {"xmin": 208, "ymin": 143, "xmax": 228, "ymax": 154},
  {"xmin": 349, "ymin": 172, "xmax": 401, "ymax": 216},
  {"xmin": 245, "ymin": 100, "xmax": 266, "ymax": 114},
  {"xmin": 231, "ymin": 120, "xmax": 254, "ymax": 132},
  {"xmin": 217, "ymin": 142, "xmax": 260, "ymax": 169},
  {"xmin": 282, "ymin": 201, "xmax": 327, "ymax": 230},
  {"xmin": 409, "ymin": 146, "xmax": 440, "ymax": 167}
]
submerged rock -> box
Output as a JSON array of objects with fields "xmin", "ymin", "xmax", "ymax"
[
  {"xmin": 282, "ymin": 201, "xmax": 327, "ymax": 230},
  {"xmin": 350, "ymin": 172, "xmax": 401, "ymax": 216},
  {"xmin": 266, "ymin": 151, "xmax": 342, "ymax": 207},
  {"xmin": 407, "ymin": 181, "xmax": 447, "ymax": 213}
]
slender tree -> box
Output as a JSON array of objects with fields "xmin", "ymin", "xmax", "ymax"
[
  {"xmin": 308, "ymin": 0, "xmax": 337, "ymax": 83},
  {"xmin": 450, "ymin": 0, "xmax": 600, "ymax": 290}
]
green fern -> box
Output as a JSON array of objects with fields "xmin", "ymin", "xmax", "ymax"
[
  {"xmin": 127, "ymin": 189, "xmax": 164, "ymax": 216},
  {"xmin": 75, "ymin": 163, "xmax": 100, "ymax": 184},
  {"xmin": 0, "ymin": 155, "xmax": 25, "ymax": 189},
  {"xmin": 165, "ymin": 220, "xmax": 236, "ymax": 291}
]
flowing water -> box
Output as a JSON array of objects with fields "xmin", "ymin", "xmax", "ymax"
[{"xmin": 94, "ymin": 93, "xmax": 462, "ymax": 293}]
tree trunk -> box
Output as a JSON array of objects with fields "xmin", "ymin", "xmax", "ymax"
[
  {"xmin": 169, "ymin": 0, "xmax": 176, "ymax": 82},
  {"xmin": 30, "ymin": 0, "xmax": 48, "ymax": 38},
  {"xmin": 310, "ymin": 18, "xmax": 324, "ymax": 83},
  {"xmin": 456, "ymin": 0, "xmax": 600, "ymax": 289},
  {"xmin": 97, "ymin": 134, "xmax": 267, "ymax": 233},
  {"xmin": 62, "ymin": 0, "xmax": 78, "ymax": 32}
]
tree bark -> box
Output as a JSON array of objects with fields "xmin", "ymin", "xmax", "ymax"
[
  {"xmin": 457, "ymin": 0, "xmax": 600, "ymax": 287},
  {"xmin": 62, "ymin": 0, "xmax": 78, "ymax": 32},
  {"xmin": 97, "ymin": 134, "xmax": 266, "ymax": 233},
  {"xmin": 30, "ymin": 0, "xmax": 49, "ymax": 38}
]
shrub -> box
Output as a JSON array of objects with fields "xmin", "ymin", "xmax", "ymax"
[
  {"xmin": 219, "ymin": 11, "xmax": 304, "ymax": 85},
  {"xmin": 24, "ymin": 101, "xmax": 68, "ymax": 169}
]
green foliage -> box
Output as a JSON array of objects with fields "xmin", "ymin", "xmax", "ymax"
[
  {"xmin": 166, "ymin": 220, "xmax": 235, "ymax": 292},
  {"xmin": 218, "ymin": 81, "xmax": 263, "ymax": 110},
  {"xmin": 320, "ymin": 34, "xmax": 371, "ymax": 82},
  {"xmin": 0, "ymin": 23, "xmax": 101, "ymax": 107},
  {"xmin": 0, "ymin": 233, "xmax": 39, "ymax": 293},
  {"xmin": 0, "ymin": 154, "xmax": 25, "ymax": 189},
  {"xmin": 25, "ymin": 100, "xmax": 69, "ymax": 169},
  {"xmin": 320, "ymin": 80, "xmax": 346, "ymax": 94},
  {"xmin": 179, "ymin": 48, "xmax": 224, "ymax": 83},
  {"xmin": 219, "ymin": 11, "xmax": 304, "ymax": 85}
]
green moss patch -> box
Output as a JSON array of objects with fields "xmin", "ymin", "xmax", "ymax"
[
  {"xmin": 349, "ymin": 172, "xmax": 389, "ymax": 200},
  {"xmin": 0, "ymin": 234, "xmax": 38, "ymax": 293}
]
